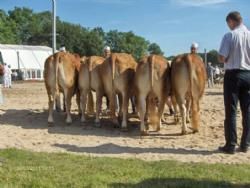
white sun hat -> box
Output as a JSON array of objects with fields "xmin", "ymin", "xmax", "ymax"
[
  {"xmin": 104, "ymin": 46, "xmax": 111, "ymax": 51},
  {"xmin": 191, "ymin": 42, "xmax": 199, "ymax": 49}
]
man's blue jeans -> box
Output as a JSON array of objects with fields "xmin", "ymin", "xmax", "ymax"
[{"xmin": 224, "ymin": 69, "xmax": 250, "ymax": 148}]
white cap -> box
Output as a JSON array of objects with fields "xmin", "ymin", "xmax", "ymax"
[
  {"xmin": 191, "ymin": 42, "xmax": 199, "ymax": 49},
  {"xmin": 104, "ymin": 46, "xmax": 111, "ymax": 51},
  {"xmin": 59, "ymin": 47, "xmax": 66, "ymax": 52}
]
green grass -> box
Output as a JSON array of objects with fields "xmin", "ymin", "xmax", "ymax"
[{"xmin": 0, "ymin": 149, "xmax": 249, "ymax": 188}]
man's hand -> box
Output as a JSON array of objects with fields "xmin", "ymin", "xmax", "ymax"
[{"xmin": 218, "ymin": 55, "xmax": 227, "ymax": 63}]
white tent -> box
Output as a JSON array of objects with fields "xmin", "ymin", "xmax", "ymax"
[{"xmin": 0, "ymin": 44, "xmax": 52, "ymax": 80}]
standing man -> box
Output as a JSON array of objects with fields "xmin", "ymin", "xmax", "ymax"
[
  {"xmin": 103, "ymin": 46, "xmax": 111, "ymax": 58},
  {"xmin": 190, "ymin": 42, "xmax": 199, "ymax": 54},
  {"xmin": 218, "ymin": 11, "xmax": 250, "ymax": 154},
  {"xmin": 7, "ymin": 65, "xmax": 12, "ymax": 88}
]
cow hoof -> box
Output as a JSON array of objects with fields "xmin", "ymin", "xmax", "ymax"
[
  {"xmin": 156, "ymin": 127, "xmax": 160, "ymax": 132},
  {"xmin": 181, "ymin": 130, "xmax": 188, "ymax": 135},
  {"xmin": 113, "ymin": 124, "xmax": 120, "ymax": 128},
  {"xmin": 192, "ymin": 129, "xmax": 199, "ymax": 134},
  {"xmin": 140, "ymin": 130, "xmax": 148, "ymax": 136},
  {"xmin": 112, "ymin": 119, "xmax": 119, "ymax": 128},
  {"xmin": 94, "ymin": 120, "xmax": 101, "ymax": 127},
  {"xmin": 81, "ymin": 117, "xmax": 86, "ymax": 123},
  {"xmin": 48, "ymin": 122, "xmax": 54, "ymax": 127},
  {"xmin": 66, "ymin": 118, "xmax": 72, "ymax": 125}
]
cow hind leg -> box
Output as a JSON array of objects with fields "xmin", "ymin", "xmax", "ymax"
[
  {"xmin": 108, "ymin": 93, "xmax": 119, "ymax": 127},
  {"xmin": 172, "ymin": 96, "xmax": 179, "ymax": 124},
  {"xmin": 178, "ymin": 102, "xmax": 187, "ymax": 135},
  {"xmin": 48, "ymin": 93, "xmax": 55, "ymax": 125},
  {"xmin": 95, "ymin": 91, "xmax": 102, "ymax": 127},
  {"xmin": 80, "ymin": 90, "xmax": 88, "ymax": 123},
  {"xmin": 87, "ymin": 91, "xmax": 94, "ymax": 114},
  {"xmin": 186, "ymin": 98, "xmax": 191, "ymax": 123},
  {"xmin": 156, "ymin": 97, "xmax": 165, "ymax": 132},
  {"xmin": 121, "ymin": 92, "xmax": 129, "ymax": 131},
  {"xmin": 76, "ymin": 91, "xmax": 81, "ymax": 116},
  {"xmin": 64, "ymin": 89, "xmax": 73, "ymax": 124},
  {"xmin": 55, "ymin": 92, "xmax": 61, "ymax": 112},
  {"xmin": 138, "ymin": 94, "xmax": 148, "ymax": 135},
  {"xmin": 191, "ymin": 100, "xmax": 200, "ymax": 133}
]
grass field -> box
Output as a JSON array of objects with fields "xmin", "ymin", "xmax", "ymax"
[{"xmin": 0, "ymin": 148, "xmax": 250, "ymax": 188}]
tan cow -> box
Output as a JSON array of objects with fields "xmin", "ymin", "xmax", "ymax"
[
  {"xmin": 135, "ymin": 55, "xmax": 170, "ymax": 135},
  {"xmin": 99, "ymin": 53, "xmax": 137, "ymax": 130},
  {"xmin": 44, "ymin": 52, "xmax": 81, "ymax": 124},
  {"xmin": 78, "ymin": 56, "xmax": 105, "ymax": 125},
  {"xmin": 171, "ymin": 53, "xmax": 206, "ymax": 134}
]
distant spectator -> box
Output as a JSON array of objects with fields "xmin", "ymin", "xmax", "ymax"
[
  {"xmin": 207, "ymin": 62, "xmax": 215, "ymax": 88},
  {"xmin": 103, "ymin": 46, "xmax": 111, "ymax": 58},
  {"xmin": 190, "ymin": 42, "xmax": 199, "ymax": 54},
  {"xmin": 7, "ymin": 65, "xmax": 12, "ymax": 88},
  {"xmin": 12, "ymin": 70, "xmax": 18, "ymax": 81},
  {"xmin": 59, "ymin": 46, "xmax": 66, "ymax": 52},
  {"xmin": 214, "ymin": 65, "xmax": 221, "ymax": 78}
]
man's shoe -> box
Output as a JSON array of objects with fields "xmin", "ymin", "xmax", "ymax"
[
  {"xmin": 218, "ymin": 145, "xmax": 235, "ymax": 154},
  {"xmin": 238, "ymin": 146, "xmax": 249, "ymax": 153}
]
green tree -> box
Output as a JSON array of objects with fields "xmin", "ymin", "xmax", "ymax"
[
  {"xmin": 148, "ymin": 43, "xmax": 164, "ymax": 55},
  {"xmin": 8, "ymin": 7, "xmax": 35, "ymax": 44},
  {"xmin": 105, "ymin": 30, "xmax": 149, "ymax": 60},
  {"xmin": 0, "ymin": 9, "xmax": 18, "ymax": 43}
]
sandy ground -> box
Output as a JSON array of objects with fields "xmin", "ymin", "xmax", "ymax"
[{"xmin": 0, "ymin": 82, "xmax": 249, "ymax": 164}]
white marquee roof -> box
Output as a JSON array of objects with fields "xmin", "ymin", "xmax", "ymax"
[{"xmin": 0, "ymin": 44, "xmax": 52, "ymax": 70}]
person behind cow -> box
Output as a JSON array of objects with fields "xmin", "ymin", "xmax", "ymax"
[
  {"xmin": 3, "ymin": 63, "xmax": 8, "ymax": 88},
  {"xmin": 207, "ymin": 62, "xmax": 215, "ymax": 88},
  {"xmin": 59, "ymin": 45, "xmax": 66, "ymax": 52},
  {"xmin": 7, "ymin": 65, "xmax": 12, "ymax": 88},
  {"xmin": 103, "ymin": 46, "xmax": 111, "ymax": 58},
  {"xmin": 102, "ymin": 46, "xmax": 112, "ymax": 113},
  {"xmin": 190, "ymin": 42, "xmax": 199, "ymax": 54},
  {"xmin": 0, "ymin": 64, "xmax": 4, "ymax": 104},
  {"xmin": 214, "ymin": 65, "xmax": 221, "ymax": 79},
  {"xmin": 12, "ymin": 70, "xmax": 18, "ymax": 81},
  {"xmin": 3, "ymin": 64, "xmax": 12, "ymax": 88},
  {"xmin": 218, "ymin": 11, "xmax": 250, "ymax": 154}
]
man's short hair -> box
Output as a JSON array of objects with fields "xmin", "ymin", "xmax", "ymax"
[{"xmin": 226, "ymin": 11, "xmax": 242, "ymax": 24}]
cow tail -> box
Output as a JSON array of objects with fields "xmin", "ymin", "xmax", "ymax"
[
  {"xmin": 87, "ymin": 57, "xmax": 94, "ymax": 114},
  {"xmin": 149, "ymin": 55, "xmax": 154, "ymax": 89},
  {"xmin": 111, "ymin": 54, "xmax": 116, "ymax": 82},
  {"xmin": 54, "ymin": 53, "xmax": 61, "ymax": 111},
  {"xmin": 186, "ymin": 54, "xmax": 193, "ymax": 99},
  {"xmin": 110, "ymin": 54, "xmax": 116, "ymax": 91}
]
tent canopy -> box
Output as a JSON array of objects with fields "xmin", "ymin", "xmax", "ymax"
[{"xmin": 0, "ymin": 44, "xmax": 52, "ymax": 70}]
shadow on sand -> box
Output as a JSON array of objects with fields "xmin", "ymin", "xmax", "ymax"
[{"xmin": 53, "ymin": 142, "xmax": 217, "ymax": 156}]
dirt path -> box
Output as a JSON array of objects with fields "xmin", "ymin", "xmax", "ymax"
[{"xmin": 0, "ymin": 82, "xmax": 249, "ymax": 164}]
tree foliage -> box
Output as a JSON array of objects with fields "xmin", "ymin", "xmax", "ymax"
[
  {"xmin": 148, "ymin": 43, "xmax": 164, "ymax": 55},
  {"xmin": 0, "ymin": 7, "xmax": 164, "ymax": 60}
]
